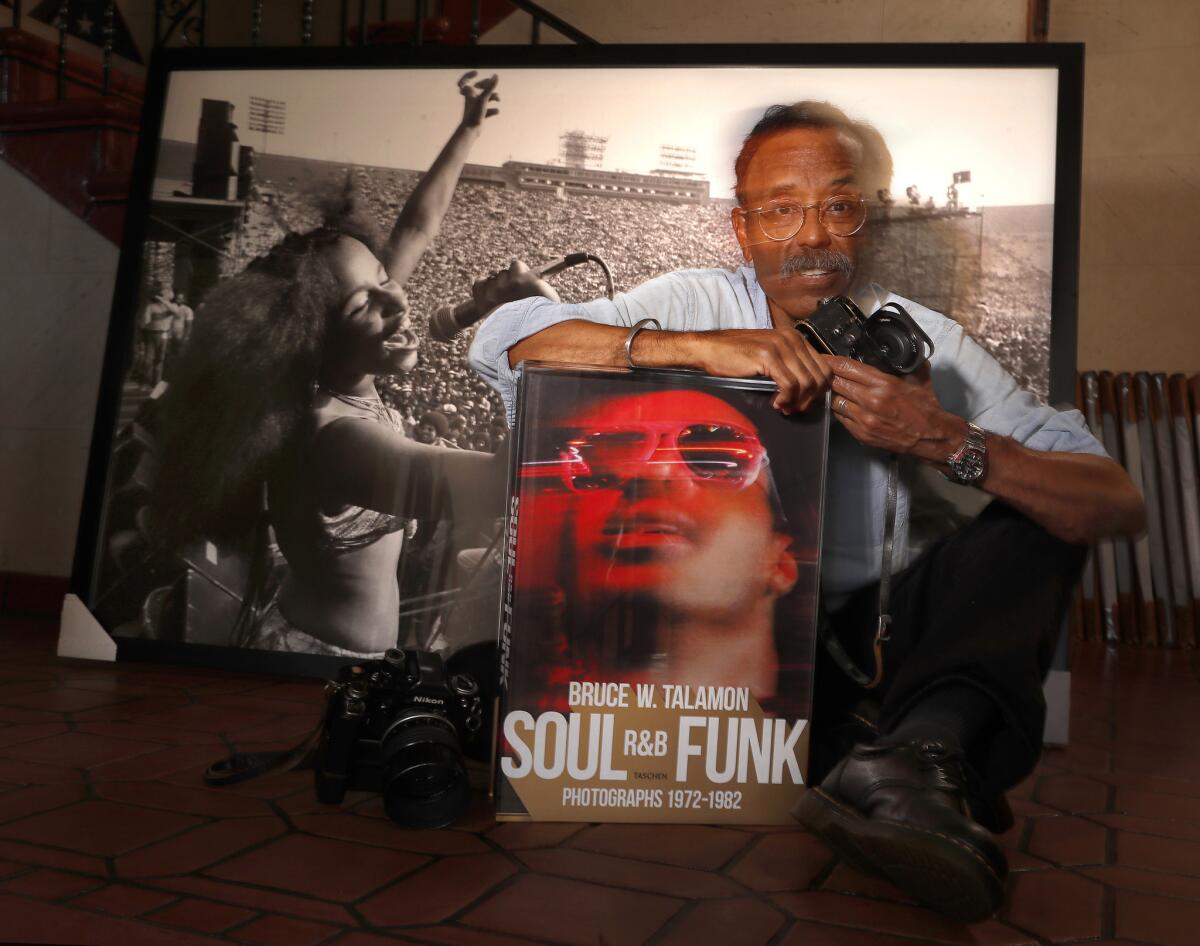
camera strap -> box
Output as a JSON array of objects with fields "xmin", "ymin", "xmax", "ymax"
[
  {"xmin": 819, "ymin": 452, "xmax": 899, "ymax": 690},
  {"xmin": 203, "ymin": 719, "xmax": 322, "ymax": 787}
]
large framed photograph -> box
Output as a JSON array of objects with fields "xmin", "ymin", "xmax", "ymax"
[
  {"xmin": 494, "ymin": 364, "xmax": 828, "ymax": 823},
  {"xmin": 71, "ymin": 44, "xmax": 1084, "ymax": 677}
]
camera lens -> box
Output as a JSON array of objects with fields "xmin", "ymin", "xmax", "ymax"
[
  {"xmin": 868, "ymin": 315, "xmax": 923, "ymax": 374},
  {"xmin": 379, "ymin": 712, "xmax": 471, "ymax": 829}
]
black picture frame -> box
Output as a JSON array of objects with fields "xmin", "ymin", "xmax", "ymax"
[{"xmin": 70, "ymin": 42, "xmax": 1086, "ymax": 678}]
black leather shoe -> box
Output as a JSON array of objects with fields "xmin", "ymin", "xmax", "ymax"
[{"xmin": 793, "ymin": 738, "xmax": 1008, "ymax": 923}]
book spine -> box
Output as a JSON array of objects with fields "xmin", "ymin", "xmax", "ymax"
[
  {"xmin": 492, "ymin": 374, "xmax": 530, "ymax": 817},
  {"xmin": 1076, "ymin": 372, "xmax": 1100, "ymax": 642},
  {"xmin": 1099, "ymin": 371, "xmax": 1137, "ymax": 643},
  {"xmin": 1151, "ymin": 373, "xmax": 1194, "ymax": 646},
  {"xmin": 1193, "ymin": 374, "xmax": 1200, "ymax": 620},
  {"xmin": 1169, "ymin": 374, "xmax": 1200, "ymax": 646},
  {"xmin": 1116, "ymin": 373, "xmax": 1157, "ymax": 646},
  {"xmin": 1082, "ymin": 372, "xmax": 1120, "ymax": 643},
  {"xmin": 1135, "ymin": 372, "xmax": 1177, "ymax": 646}
]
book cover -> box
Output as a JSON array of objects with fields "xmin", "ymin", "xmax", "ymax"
[{"xmin": 493, "ymin": 364, "xmax": 828, "ymax": 823}]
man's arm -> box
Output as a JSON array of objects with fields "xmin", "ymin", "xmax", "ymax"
[
  {"xmin": 827, "ymin": 356, "xmax": 1145, "ymax": 544},
  {"xmin": 511, "ymin": 320, "xmax": 831, "ymax": 414},
  {"xmin": 473, "ymin": 264, "xmax": 832, "ymax": 415}
]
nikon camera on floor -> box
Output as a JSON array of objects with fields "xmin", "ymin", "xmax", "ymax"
[{"xmin": 314, "ymin": 648, "xmax": 484, "ymax": 829}]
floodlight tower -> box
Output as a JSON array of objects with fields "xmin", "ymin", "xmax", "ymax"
[
  {"xmin": 559, "ymin": 130, "xmax": 608, "ymax": 170},
  {"xmin": 653, "ymin": 144, "xmax": 700, "ymax": 178},
  {"xmin": 247, "ymin": 96, "xmax": 287, "ymax": 155}
]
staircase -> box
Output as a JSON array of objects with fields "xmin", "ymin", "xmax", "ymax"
[
  {"xmin": 0, "ymin": 26, "xmax": 143, "ymax": 243},
  {"xmin": 0, "ymin": 0, "xmax": 566, "ymax": 246}
]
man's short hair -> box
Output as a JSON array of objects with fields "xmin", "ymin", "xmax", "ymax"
[{"xmin": 734, "ymin": 101, "xmax": 893, "ymax": 206}]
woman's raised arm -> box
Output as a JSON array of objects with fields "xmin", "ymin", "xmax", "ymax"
[{"xmin": 382, "ymin": 72, "xmax": 500, "ymax": 285}]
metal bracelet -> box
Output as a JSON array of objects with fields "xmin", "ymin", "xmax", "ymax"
[{"xmin": 624, "ymin": 318, "xmax": 661, "ymax": 369}]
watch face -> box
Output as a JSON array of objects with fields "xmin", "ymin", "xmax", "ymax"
[{"xmin": 953, "ymin": 450, "xmax": 986, "ymax": 482}]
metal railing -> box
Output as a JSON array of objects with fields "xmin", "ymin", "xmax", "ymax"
[
  {"xmin": 55, "ymin": 0, "xmax": 68, "ymax": 98},
  {"xmin": 154, "ymin": 0, "xmax": 207, "ymax": 49},
  {"xmin": 153, "ymin": 0, "xmax": 596, "ymax": 51},
  {"xmin": 512, "ymin": 0, "xmax": 594, "ymax": 45},
  {"xmin": 6, "ymin": 0, "xmax": 597, "ymax": 107},
  {"xmin": 50, "ymin": 0, "xmax": 121, "ymax": 99}
]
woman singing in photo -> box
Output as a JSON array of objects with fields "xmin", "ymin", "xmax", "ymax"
[{"xmin": 153, "ymin": 73, "xmax": 507, "ymax": 657}]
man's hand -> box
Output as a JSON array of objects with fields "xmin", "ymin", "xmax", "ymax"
[
  {"xmin": 458, "ymin": 71, "xmax": 499, "ymax": 128},
  {"xmin": 690, "ymin": 329, "xmax": 832, "ymax": 413},
  {"xmin": 472, "ymin": 260, "xmax": 561, "ymax": 314},
  {"xmin": 828, "ymin": 358, "xmax": 963, "ymax": 461}
]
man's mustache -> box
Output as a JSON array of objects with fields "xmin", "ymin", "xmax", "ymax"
[{"xmin": 779, "ymin": 250, "xmax": 855, "ymax": 276}]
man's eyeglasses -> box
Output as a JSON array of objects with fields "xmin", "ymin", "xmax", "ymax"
[
  {"xmin": 736, "ymin": 195, "xmax": 868, "ymax": 242},
  {"xmin": 523, "ymin": 422, "xmax": 768, "ymax": 493}
]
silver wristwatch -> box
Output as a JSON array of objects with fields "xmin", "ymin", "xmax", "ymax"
[{"xmin": 944, "ymin": 422, "xmax": 987, "ymax": 485}]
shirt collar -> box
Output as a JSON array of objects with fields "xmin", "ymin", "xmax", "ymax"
[{"xmin": 736, "ymin": 264, "xmax": 774, "ymax": 329}]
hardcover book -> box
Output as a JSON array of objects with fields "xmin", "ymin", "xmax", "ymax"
[{"xmin": 493, "ymin": 364, "xmax": 828, "ymax": 823}]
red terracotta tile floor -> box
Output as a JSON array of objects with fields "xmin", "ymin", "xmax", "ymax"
[{"xmin": 1, "ymin": 615, "xmax": 1198, "ymax": 945}]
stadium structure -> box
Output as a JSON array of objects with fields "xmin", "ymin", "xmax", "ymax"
[{"xmin": 461, "ymin": 161, "xmax": 710, "ymax": 202}]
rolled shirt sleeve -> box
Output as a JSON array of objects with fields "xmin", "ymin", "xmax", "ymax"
[{"xmin": 924, "ymin": 312, "xmax": 1107, "ymax": 458}]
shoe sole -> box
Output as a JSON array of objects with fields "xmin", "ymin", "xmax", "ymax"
[{"xmin": 793, "ymin": 787, "xmax": 1006, "ymax": 923}]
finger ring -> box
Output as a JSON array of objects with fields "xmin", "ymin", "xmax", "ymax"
[{"xmin": 836, "ymin": 396, "xmax": 848, "ymax": 413}]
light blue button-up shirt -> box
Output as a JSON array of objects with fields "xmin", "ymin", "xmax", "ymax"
[{"xmin": 468, "ymin": 265, "xmax": 1107, "ymax": 599}]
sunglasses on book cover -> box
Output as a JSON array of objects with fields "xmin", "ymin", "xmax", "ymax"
[{"xmin": 522, "ymin": 421, "xmax": 768, "ymax": 492}]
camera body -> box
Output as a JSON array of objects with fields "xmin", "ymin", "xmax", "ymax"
[
  {"xmin": 795, "ymin": 296, "xmax": 934, "ymax": 376},
  {"xmin": 314, "ymin": 648, "xmax": 483, "ymax": 829}
]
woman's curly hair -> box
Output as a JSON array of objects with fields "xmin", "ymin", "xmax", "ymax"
[{"xmin": 153, "ymin": 182, "xmax": 383, "ymax": 548}]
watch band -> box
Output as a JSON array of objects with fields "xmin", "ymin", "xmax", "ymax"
[{"xmin": 944, "ymin": 421, "xmax": 987, "ymax": 485}]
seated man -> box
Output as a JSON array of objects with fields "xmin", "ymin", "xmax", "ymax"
[{"xmin": 467, "ymin": 100, "xmax": 1144, "ymax": 922}]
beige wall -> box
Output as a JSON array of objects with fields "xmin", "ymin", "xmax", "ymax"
[
  {"xmin": 1050, "ymin": 0, "xmax": 1200, "ymax": 372},
  {"xmin": 485, "ymin": 0, "xmax": 1026, "ymax": 44},
  {"xmin": 2, "ymin": 0, "xmax": 1197, "ymax": 578}
]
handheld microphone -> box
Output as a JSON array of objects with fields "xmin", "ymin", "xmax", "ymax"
[{"xmin": 429, "ymin": 253, "xmax": 610, "ymax": 343}]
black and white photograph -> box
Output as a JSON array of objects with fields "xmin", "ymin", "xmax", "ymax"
[{"xmin": 79, "ymin": 54, "xmax": 1071, "ymax": 672}]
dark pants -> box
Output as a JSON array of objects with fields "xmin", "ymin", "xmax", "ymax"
[{"xmin": 812, "ymin": 501, "xmax": 1087, "ymax": 796}]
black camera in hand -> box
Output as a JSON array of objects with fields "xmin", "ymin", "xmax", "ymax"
[
  {"xmin": 314, "ymin": 648, "xmax": 484, "ymax": 829},
  {"xmin": 796, "ymin": 296, "xmax": 934, "ymax": 376}
]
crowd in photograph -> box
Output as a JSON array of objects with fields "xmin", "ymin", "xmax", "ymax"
[{"xmin": 141, "ymin": 156, "xmax": 1048, "ymax": 431}]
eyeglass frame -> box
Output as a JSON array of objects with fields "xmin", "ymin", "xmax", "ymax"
[{"xmin": 734, "ymin": 194, "xmax": 870, "ymax": 241}]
